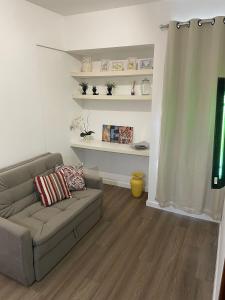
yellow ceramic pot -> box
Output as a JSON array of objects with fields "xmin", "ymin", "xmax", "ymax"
[{"xmin": 130, "ymin": 172, "xmax": 144, "ymax": 198}]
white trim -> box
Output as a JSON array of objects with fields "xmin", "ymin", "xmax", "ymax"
[
  {"xmin": 213, "ymin": 222, "xmax": 222, "ymax": 300},
  {"xmin": 146, "ymin": 199, "xmax": 219, "ymax": 223},
  {"xmin": 99, "ymin": 170, "xmax": 148, "ymax": 192}
]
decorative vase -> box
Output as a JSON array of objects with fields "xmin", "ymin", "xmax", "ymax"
[
  {"xmin": 130, "ymin": 172, "xmax": 144, "ymax": 198},
  {"xmin": 82, "ymin": 86, "xmax": 88, "ymax": 95},
  {"xmin": 107, "ymin": 87, "xmax": 112, "ymax": 95},
  {"xmin": 83, "ymin": 135, "xmax": 93, "ymax": 142}
]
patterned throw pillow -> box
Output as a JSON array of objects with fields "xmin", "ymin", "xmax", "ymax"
[
  {"xmin": 34, "ymin": 171, "xmax": 72, "ymax": 207},
  {"xmin": 55, "ymin": 164, "xmax": 86, "ymax": 191}
]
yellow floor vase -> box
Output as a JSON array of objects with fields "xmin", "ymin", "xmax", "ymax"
[{"xmin": 130, "ymin": 172, "xmax": 144, "ymax": 198}]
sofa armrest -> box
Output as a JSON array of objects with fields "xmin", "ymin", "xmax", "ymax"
[
  {"xmin": 0, "ymin": 217, "xmax": 35, "ymax": 286},
  {"xmin": 84, "ymin": 171, "xmax": 103, "ymax": 190}
]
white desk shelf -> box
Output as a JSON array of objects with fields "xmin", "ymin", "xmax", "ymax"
[
  {"xmin": 73, "ymin": 94, "xmax": 151, "ymax": 101},
  {"xmin": 71, "ymin": 69, "xmax": 153, "ymax": 79},
  {"xmin": 71, "ymin": 140, "xmax": 149, "ymax": 157}
]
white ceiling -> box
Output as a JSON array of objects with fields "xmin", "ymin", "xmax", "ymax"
[{"xmin": 26, "ymin": 0, "xmax": 159, "ymax": 16}]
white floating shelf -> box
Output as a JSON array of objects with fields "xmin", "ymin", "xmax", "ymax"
[
  {"xmin": 71, "ymin": 69, "xmax": 153, "ymax": 79},
  {"xmin": 73, "ymin": 94, "xmax": 151, "ymax": 101},
  {"xmin": 71, "ymin": 140, "xmax": 149, "ymax": 157}
]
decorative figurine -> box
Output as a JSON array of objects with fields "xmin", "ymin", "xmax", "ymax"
[
  {"xmin": 131, "ymin": 81, "xmax": 136, "ymax": 95},
  {"xmin": 79, "ymin": 82, "xmax": 88, "ymax": 95},
  {"xmin": 106, "ymin": 82, "xmax": 116, "ymax": 96},
  {"xmin": 92, "ymin": 86, "xmax": 99, "ymax": 95}
]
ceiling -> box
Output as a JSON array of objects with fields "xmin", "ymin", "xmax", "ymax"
[{"xmin": 26, "ymin": 0, "xmax": 159, "ymax": 16}]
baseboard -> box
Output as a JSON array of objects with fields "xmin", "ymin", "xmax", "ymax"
[
  {"xmin": 99, "ymin": 171, "xmax": 148, "ymax": 192},
  {"xmin": 146, "ymin": 200, "xmax": 219, "ymax": 223},
  {"xmin": 213, "ymin": 222, "xmax": 222, "ymax": 300}
]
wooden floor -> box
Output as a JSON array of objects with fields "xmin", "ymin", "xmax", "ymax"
[{"xmin": 0, "ymin": 185, "xmax": 219, "ymax": 300}]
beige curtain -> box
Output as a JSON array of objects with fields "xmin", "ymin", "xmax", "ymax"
[{"xmin": 157, "ymin": 17, "xmax": 225, "ymax": 220}]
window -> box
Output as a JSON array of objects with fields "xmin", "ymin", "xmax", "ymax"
[{"xmin": 212, "ymin": 77, "xmax": 225, "ymax": 189}]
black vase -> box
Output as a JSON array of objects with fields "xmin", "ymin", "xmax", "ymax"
[
  {"xmin": 107, "ymin": 87, "xmax": 112, "ymax": 95},
  {"xmin": 82, "ymin": 86, "xmax": 87, "ymax": 95}
]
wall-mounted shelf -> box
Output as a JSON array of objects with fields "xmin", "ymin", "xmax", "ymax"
[
  {"xmin": 73, "ymin": 94, "xmax": 151, "ymax": 101},
  {"xmin": 71, "ymin": 140, "xmax": 149, "ymax": 157},
  {"xmin": 71, "ymin": 69, "xmax": 153, "ymax": 79}
]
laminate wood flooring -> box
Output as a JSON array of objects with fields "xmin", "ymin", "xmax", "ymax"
[{"xmin": 0, "ymin": 185, "xmax": 219, "ymax": 300}]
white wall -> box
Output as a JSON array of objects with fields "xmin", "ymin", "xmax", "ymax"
[
  {"xmin": 62, "ymin": 0, "xmax": 225, "ymax": 201},
  {"xmin": 0, "ymin": 0, "xmax": 79, "ymax": 169}
]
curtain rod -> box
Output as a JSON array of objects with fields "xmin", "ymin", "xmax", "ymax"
[{"xmin": 160, "ymin": 18, "xmax": 216, "ymax": 30}]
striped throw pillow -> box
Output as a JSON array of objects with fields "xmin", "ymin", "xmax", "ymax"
[{"xmin": 34, "ymin": 171, "xmax": 72, "ymax": 207}]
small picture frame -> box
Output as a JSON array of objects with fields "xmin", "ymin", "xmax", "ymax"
[
  {"xmin": 127, "ymin": 57, "xmax": 137, "ymax": 71},
  {"xmin": 111, "ymin": 60, "xmax": 125, "ymax": 72},
  {"xmin": 101, "ymin": 59, "xmax": 110, "ymax": 72},
  {"xmin": 138, "ymin": 58, "xmax": 153, "ymax": 69}
]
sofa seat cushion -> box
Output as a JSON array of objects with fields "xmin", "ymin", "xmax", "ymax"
[{"xmin": 9, "ymin": 188, "xmax": 102, "ymax": 250}]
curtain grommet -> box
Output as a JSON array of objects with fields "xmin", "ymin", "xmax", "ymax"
[
  {"xmin": 176, "ymin": 22, "xmax": 180, "ymax": 29},
  {"xmin": 198, "ymin": 19, "xmax": 202, "ymax": 26},
  {"xmin": 211, "ymin": 18, "xmax": 215, "ymax": 25}
]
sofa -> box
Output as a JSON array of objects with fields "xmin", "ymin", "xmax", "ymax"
[{"xmin": 0, "ymin": 153, "xmax": 103, "ymax": 286}]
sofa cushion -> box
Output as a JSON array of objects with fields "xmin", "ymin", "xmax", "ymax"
[
  {"xmin": 55, "ymin": 164, "xmax": 86, "ymax": 191},
  {"xmin": 0, "ymin": 153, "xmax": 63, "ymax": 218},
  {"xmin": 9, "ymin": 188, "xmax": 102, "ymax": 259},
  {"xmin": 34, "ymin": 171, "xmax": 71, "ymax": 207}
]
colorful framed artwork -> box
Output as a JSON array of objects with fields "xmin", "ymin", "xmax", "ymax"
[
  {"xmin": 102, "ymin": 125, "xmax": 133, "ymax": 144},
  {"xmin": 110, "ymin": 126, "xmax": 120, "ymax": 143},
  {"xmin": 102, "ymin": 125, "xmax": 111, "ymax": 142},
  {"xmin": 119, "ymin": 126, "xmax": 133, "ymax": 144}
]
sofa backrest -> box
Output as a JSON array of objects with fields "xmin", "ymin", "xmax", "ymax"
[{"xmin": 0, "ymin": 153, "xmax": 63, "ymax": 218}]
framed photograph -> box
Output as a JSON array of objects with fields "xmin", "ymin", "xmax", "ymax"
[
  {"xmin": 127, "ymin": 57, "xmax": 137, "ymax": 71},
  {"xmin": 102, "ymin": 124, "xmax": 133, "ymax": 144},
  {"xmin": 119, "ymin": 126, "xmax": 133, "ymax": 144},
  {"xmin": 110, "ymin": 126, "xmax": 120, "ymax": 143},
  {"xmin": 138, "ymin": 58, "xmax": 153, "ymax": 69},
  {"xmin": 102, "ymin": 125, "xmax": 111, "ymax": 142},
  {"xmin": 101, "ymin": 59, "xmax": 110, "ymax": 72},
  {"xmin": 111, "ymin": 60, "xmax": 125, "ymax": 72}
]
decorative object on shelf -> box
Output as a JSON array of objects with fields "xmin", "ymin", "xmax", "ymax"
[
  {"xmin": 139, "ymin": 58, "xmax": 153, "ymax": 69},
  {"xmin": 141, "ymin": 78, "xmax": 151, "ymax": 95},
  {"xmin": 81, "ymin": 56, "xmax": 92, "ymax": 72},
  {"xmin": 119, "ymin": 126, "xmax": 133, "ymax": 144},
  {"xmin": 127, "ymin": 57, "xmax": 137, "ymax": 70},
  {"xmin": 130, "ymin": 172, "xmax": 144, "ymax": 198},
  {"xmin": 70, "ymin": 115, "xmax": 94, "ymax": 140},
  {"xmin": 106, "ymin": 82, "xmax": 116, "ymax": 95},
  {"xmin": 102, "ymin": 124, "xmax": 133, "ymax": 144},
  {"xmin": 80, "ymin": 115, "xmax": 94, "ymax": 140},
  {"xmin": 101, "ymin": 59, "xmax": 110, "ymax": 72},
  {"xmin": 92, "ymin": 86, "xmax": 99, "ymax": 95},
  {"xmin": 131, "ymin": 81, "xmax": 136, "ymax": 95},
  {"xmin": 132, "ymin": 141, "xmax": 149, "ymax": 150},
  {"xmin": 110, "ymin": 125, "xmax": 120, "ymax": 143},
  {"xmin": 111, "ymin": 60, "xmax": 125, "ymax": 71},
  {"xmin": 79, "ymin": 82, "xmax": 88, "ymax": 95},
  {"xmin": 102, "ymin": 125, "xmax": 111, "ymax": 142},
  {"xmin": 70, "ymin": 115, "xmax": 83, "ymax": 131},
  {"xmin": 80, "ymin": 130, "xmax": 95, "ymax": 140}
]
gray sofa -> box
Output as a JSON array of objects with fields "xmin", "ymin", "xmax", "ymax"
[{"xmin": 0, "ymin": 153, "xmax": 103, "ymax": 286}]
